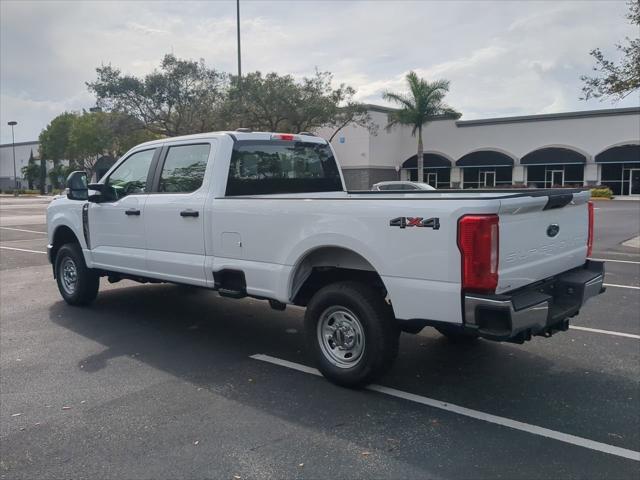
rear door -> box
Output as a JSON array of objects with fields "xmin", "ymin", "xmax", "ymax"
[
  {"xmin": 89, "ymin": 148, "xmax": 158, "ymax": 273},
  {"xmin": 143, "ymin": 141, "xmax": 214, "ymax": 286},
  {"xmin": 497, "ymin": 191, "xmax": 590, "ymax": 293}
]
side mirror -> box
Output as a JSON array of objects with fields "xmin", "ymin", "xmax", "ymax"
[
  {"xmin": 66, "ymin": 171, "xmax": 88, "ymax": 201},
  {"xmin": 87, "ymin": 183, "xmax": 106, "ymax": 203}
]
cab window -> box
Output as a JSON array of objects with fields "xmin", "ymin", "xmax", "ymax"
[
  {"xmin": 158, "ymin": 144, "xmax": 210, "ymax": 193},
  {"xmin": 226, "ymin": 140, "xmax": 342, "ymax": 196},
  {"xmin": 105, "ymin": 149, "xmax": 156, "ymax": 200}
]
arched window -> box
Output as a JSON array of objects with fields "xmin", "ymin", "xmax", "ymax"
[
  {"xmin": 401, "ymin": 153, "xmax": 451, "ymax": 188},
  {"xmin": 456, "ymin": 151, "xmax": 514, "ymax": 189},
  {"xmin": 521, "ymin": 147, "xmax": 586, "ymax": 188},
  {"xmin": 596, "ymin": 144, "xmax": 640, "ymax": 195}
]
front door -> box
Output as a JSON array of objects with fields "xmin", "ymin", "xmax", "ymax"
[
  {"xmin": 144, "ymin": 142, "xmax": 213, "ymax": 286},
  {"xmin": 481, "ymin": 171, "xmax": 496, "ymax": 187},
  {"xmin": 426, "ymin": 172, "xmax": 437, "ymax": 188},
  {"xmin": 89, "ymin": 148, "xmax": 158, "ymax": 273},
  {"xmin": 547, "ymin": 169, "xmax": 564, "ymax": 187},
  {"xmin": 630, "ymin": 169, "xmax": 640, "ymax": 196}
]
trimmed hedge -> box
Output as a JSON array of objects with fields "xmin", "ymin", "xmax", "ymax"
[
  {"xmin": 590, "ymin": 187, "xmax": 613, "ymax": 199},
  {"xmin": 0, "ymin": 189, "xmax": 42, "ymax": 195}
]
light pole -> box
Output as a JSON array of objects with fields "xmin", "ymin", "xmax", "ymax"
[
  {"xmin": 236, "ymin": 0, "xmax": 242, "ymax": 81},
  {"xmin": 7, "ymin": 121, "xmax": 18, "ymax": 195}
]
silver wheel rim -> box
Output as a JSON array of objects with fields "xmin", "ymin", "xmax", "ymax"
[
  {"xmin": 317, "ymin": 306, "xmax": 365, "ymax": 368},
  {"xmin": 61, "ymin": 257, "xmax": 78, "ymax": 295}
]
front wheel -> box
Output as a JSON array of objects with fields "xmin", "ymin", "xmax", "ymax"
[
  {"xmin": 304, "ymin": 281, "xmax": 399, "ymax": 388},
  {"xmin": 55, "ymin": 243, "xmax": 100, "ymax": 306}
]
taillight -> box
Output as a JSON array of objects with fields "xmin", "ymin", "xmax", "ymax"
[
  {"xmin": 458, "ymin": 215, "xmax": 499, "ymax": 294},
  {"xmin": 587, "ymin": 201, "xmax": 594, "ymax": 257}
]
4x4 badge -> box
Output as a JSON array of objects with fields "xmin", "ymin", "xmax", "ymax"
[{"xmin": 390, "ymin": 217, "xmax": 440, "ymax": 230}]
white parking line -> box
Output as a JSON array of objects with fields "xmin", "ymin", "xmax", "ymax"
[
  {"xmin": 0, "ymin": 226, "xmax": 47, "ymax": 235},
  {"xmin": 0, "ymin": 246, "xmax": 46, "ymax": 254},
  {"xmin": 250, "ymin": 353, "xmax": 640, "ymax": 462},
  {"xmin": 570, "ymin": 326, "xmax": 640, "ymax": 339},
  {"xmin": 590, "ymin": 258, "xmax": 640, "ymax": 265},
  {"xmin": 604, "ymin": 283, "xmax": 640, "ymax": 290}
]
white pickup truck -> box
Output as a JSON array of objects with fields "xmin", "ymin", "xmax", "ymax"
[{"xmin": 47, "ymin": 131, "xmax": 605, "ymax": 387}]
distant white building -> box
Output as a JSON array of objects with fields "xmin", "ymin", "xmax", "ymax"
[
  {"xmin": 0, "ymin": 141, "xmax": 74, "ymax": 192},
  {"xmin": 323, "ymin": 106, "xmax": 640, "ymax": 196},
  {"xmin": 0, "ymin": 140, "xmax": 41, "ymax": 190}
]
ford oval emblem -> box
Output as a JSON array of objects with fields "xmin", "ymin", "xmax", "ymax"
[{"xmin": 547, "ymin": 224, "xmax": 560, "ymax": 237}]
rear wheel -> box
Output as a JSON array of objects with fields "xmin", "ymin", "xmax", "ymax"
[
  {"xmin": 304, "ymin": 281, "xmax": 399, "ymax": 388},
  {"xmin": 55, "ymin": 243, "xmax": 99, "ymax": 306}
]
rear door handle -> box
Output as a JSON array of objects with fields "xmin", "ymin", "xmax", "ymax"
[
  {"xmin": 180, "ymin": 210, "xmax": 199, "ymax": 218},
  {"xmin": 125, "ymin": 209, "xmax": 141, "ymax": 216}
]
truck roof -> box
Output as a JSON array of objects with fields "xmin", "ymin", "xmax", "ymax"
[{"xmin": 135, "ymin": 131, "xmax": 328, "ymax": 148}]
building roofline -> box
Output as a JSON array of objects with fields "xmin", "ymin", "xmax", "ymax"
[
  {"xmin": 362, "ymin": 103, "xmax": 639, "ymax": 125},
  {"xmin": 455, "ymin": 107, "xmax": 640, "ymax": 127},
  {"xmin": 362, "ymin": 103, "xmax": 397, "ymax": 113},
  {"xmin": 0, "ymin": 140, "xmax": 39, "ymax": 148},
  {"xmin": 362, "ymin": 103, "xmax": 462, "ymax": 121}
]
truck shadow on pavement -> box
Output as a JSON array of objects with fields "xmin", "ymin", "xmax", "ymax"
[{"xmin": 45, "ymin": 282, "xmax": 640, "ymax": 477}]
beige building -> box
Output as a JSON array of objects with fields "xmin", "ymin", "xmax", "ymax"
[{"xmin": 323, "ymin": 106, "xmax": 640, "ymax": 196}]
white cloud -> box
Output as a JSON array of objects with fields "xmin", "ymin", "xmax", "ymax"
[{"xmin": 127, "ymin": 22, "xmax": 171, "ymax": 36}]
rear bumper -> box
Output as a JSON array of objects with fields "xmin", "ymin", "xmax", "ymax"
[{"xmin": 463, "ymin": 260, "xmax": 605, "ymax": 343}]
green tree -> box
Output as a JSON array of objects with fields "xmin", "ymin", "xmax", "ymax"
[
  {"xmin": 39, "ymin": 154, "xmax": 47, "ymax": 194},
  {"xmin": 67, "ymin": 111, "xmax": 159, "ymax": 179},
  {"xmin": 382, "ymin": 72, "xmax": 458, "ymax": 182},
  {"xmin": 88, "ymin": 53, "xmax": 374, "ymax": 138},
  {"xmin": 39, "ymin": 111, "xmax": 158, "ymax": 183},
  {"xmin": 21, "ymin": 150, "xmax": 40, "ymax": 190},
  {"xmin": 87, "ymin": 54, "xmax": 227, "ymax": 136},
  {"xmin": 39, "ymin": 112, "xmax": 77, "ymax": 189},
  {"xmin": 224, "ymin": 70, "xmax": 374, "ymax": 135},
  {"xmin": 39, "ymin": 112, "xmax": 75, "ymax": 165},
  {"xmin": 581, "ymin": 1, "xmax": 640, "ymax": 101},
  {"xmin": 48, "ymin": 163, "xmax": 72, "ymax": 191},
  {"xmin": 66, "ymin": 112, "xmax": 113, "ymax": 179}
]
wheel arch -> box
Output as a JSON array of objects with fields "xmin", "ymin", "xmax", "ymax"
[
  {"xmin": 289, "ymin": 245, "xmax": 393, "ymax": 314},
  {"xmin": 51, "ymin": 224, "xmax": 81, "ymax": 265}
]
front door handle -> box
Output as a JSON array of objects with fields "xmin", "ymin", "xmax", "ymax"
[
  {"xmin": 125, "ymin": 209, "xmax": 141, "ymax": 216},
  {"xmin": 180, "ymin": 210, "xmax": 199, "ymax": 218}
]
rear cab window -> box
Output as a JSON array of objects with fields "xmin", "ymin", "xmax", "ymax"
[{"xmin": 225, "ymin": 140, "xmax": 343, "ymax": 196}]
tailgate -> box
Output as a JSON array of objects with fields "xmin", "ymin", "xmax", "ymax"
[{"xmin": 497, "ymin": 190, "xmax": 590, "ymax": 293}]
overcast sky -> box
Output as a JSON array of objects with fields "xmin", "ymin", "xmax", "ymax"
[{"xmin": 1, "ymin": 0, "xmax": 638, "ymax": 144}]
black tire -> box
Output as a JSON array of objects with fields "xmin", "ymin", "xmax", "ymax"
[
  {"xmin": 436, "ymin": 326, "xmax": 479, "ymax": 344},
  {"xmin": 55, "ymin": 243, "xmax": 100, "ymax": 306},
  {"xmin": 304, "ymin": 281, "xmax": 399, "ymax": 388}
]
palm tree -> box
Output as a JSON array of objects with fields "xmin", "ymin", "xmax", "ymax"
[{"xmin": 383, "ymin": 72, "xmax": 458, "ymax": 183}]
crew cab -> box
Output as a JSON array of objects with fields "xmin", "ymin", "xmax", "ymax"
[{"xmin": 47, "ymin": 131, "xmax": 605, "ymax": 387}]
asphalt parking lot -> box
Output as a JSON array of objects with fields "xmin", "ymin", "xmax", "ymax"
[{"xmin": 1, "ymin": 196, "xmax": 639, "ymax": 479}]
